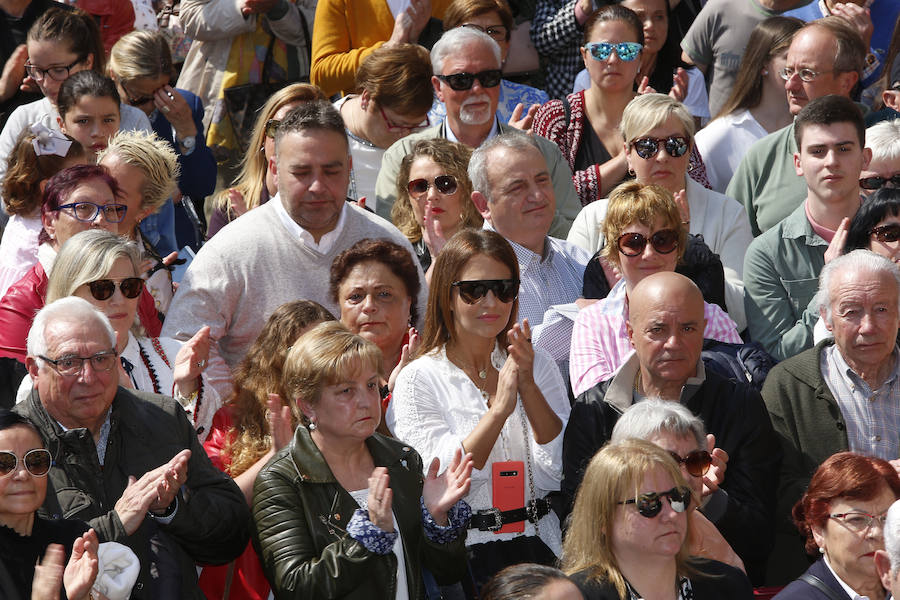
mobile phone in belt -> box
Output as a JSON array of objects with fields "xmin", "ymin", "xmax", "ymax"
[{"xmin": 492, "ymin": 461, "xmax": 525, "ymax": 534}]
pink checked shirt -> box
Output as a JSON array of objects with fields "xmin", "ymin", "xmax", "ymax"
[{"xmin": 569, "ymin": 281, "xmax": 743, "ymax": 396}]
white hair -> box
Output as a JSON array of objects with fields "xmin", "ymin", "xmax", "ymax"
[
  {"xmin": 27, "ymin": 297, "xmax": 116, "ymax": 360},
  {"xmin": 867, "ymin": 120, "xmax": 900, "ymax": 164},
  {"xmin": 886, "ymin": 500, "xmax": 900, "ymax": 573},
  {"xmin": 468, "ymin": 131, "xmax": 542, "ymax": 203},
  {"xmin": 430, "ymin": 27, "xmax": 501, "ymax": 74},
  {"xmin": 610, "ymin": 398, "xmax": 706, "ymax": 449},
  {"xmin": 815, "ymin": 249, "xmax": 900, "ymax": 323}
]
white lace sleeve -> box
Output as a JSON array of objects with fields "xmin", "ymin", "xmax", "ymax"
[{"xmin": 528, "ymin": 348, "xmax": 570, "ymax": 491}]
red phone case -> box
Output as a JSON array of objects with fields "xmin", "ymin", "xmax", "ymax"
[{"xmin": 492, "ymin": 461, "xmax": 525, "ymax": 534}]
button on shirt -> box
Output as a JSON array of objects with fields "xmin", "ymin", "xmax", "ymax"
[{"xmin": 822, "ymin": 344, "xmax": 900, "ymax": 460}]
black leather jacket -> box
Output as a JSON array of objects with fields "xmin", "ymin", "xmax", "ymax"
[{"xmin": 252, "ymin": 426, "xmax": 468, "ymax": 599}]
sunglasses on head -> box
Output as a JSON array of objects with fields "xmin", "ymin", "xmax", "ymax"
[
  {"xmin": 859, "ymin": 174, "xmax": 900, "ymax": 190},
  {"xmin": 619, "ymin": 486, "xmax": 691, "ymax": 518},
  {"xmin": 631, "ymin": 136, "xmax": 689, "ymax": 160},
  {"xmin": 437, "ymin": 69, "xmax": 503, "ymax": 91},
  {"xmin": 407, "ymin": 175, "xmax": 458, "ymax": 198},
  {"xmin": 451, "ymin": 279, "xmax": 518, "ymax": 304},
  {"xmin": 584, "ymin": 41, "xmax": 643, "ymax": 62},
  {"xmin": 668, "ymin": 449, "xmax": 712, "ymax": 477},
  {"xmin": 869, "ymin": 223, "xmax": 900, "ymax": 243},
  {"xmin": 616, "ymin": 229, "xmax": 679, "ymax": 257},
  {"xmin": 87, "ymin": 278, "xmax": 145, "ymax": 301},
  {"xmin": 0, "ymin": 448, "xmax": 51, "ymax": 477},
  {"xmin": 265, "ymin": 118, "xmax": 281, "ymax": 139}
]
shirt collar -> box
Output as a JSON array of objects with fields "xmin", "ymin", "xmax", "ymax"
[
  {"xmin": 56, "ymin": 408, "xmax": 112, "ymax": 464},
  {"xmin": 443, "ymin": 116, "xmax": 500, "ymax": 145},
  {"xmin": 606, "ymin": 354, "xmax": 707, "ymax": 412},
  {"xmin": 823, "ymin": 556, "xmax": 872, "ymax": 600},
  {"xmin": 273, "ymin": 192, "xmax": 348, "ymax": 255},
  {"xmin": 831, "ymin": 343, "xmax": 900, "ymax": 389}
]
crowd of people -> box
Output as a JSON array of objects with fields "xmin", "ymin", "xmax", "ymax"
[{"xmin": 0, "ymin": 0, "xmax": 898, "ymax": 598}]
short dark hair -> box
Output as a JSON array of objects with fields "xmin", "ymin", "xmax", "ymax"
[
  {"xmin": 0, "ymin": 409, "xmax": 45, "ymax": 447},
  {"xmin": 481, "ymin": 564, "xmax": 573, "ymax": 600},
  {"xmin": 57, "ymin": 70, "xmax": 121, "ymax": 120},
  {"xmin": 274, "ymin": 99, "xmax": 348, "ymax": 152},
  {"xmin": 329, "ymin": 239, "xmax": 421, "ymax": 325},
  {"xmin": 584, "ymin": 4, "xmax": 644, "ymax": 47},
  {"xmin": 794, "ymin": 94, "xmax": 865, "ymax": 149},
  {"xmin": 845, "ymin": 188, "xmax": 900, "ymax": 252},
  {"xmin": 28, "ymin": 6, "xmax": 105, "ymax": 74}
]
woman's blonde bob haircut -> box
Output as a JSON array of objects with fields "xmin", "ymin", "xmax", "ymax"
[
  {"xmin": 561, "ymin": 438, "xmax": 694, "ymax": 596},
  {"xmin": 47, "ymin": 229, "xmax": 142, "ymax": 304},
  {"xmin": 282, "ymin": 321, "xmax": 384, "ymax": 413},
  {"xmin": 620, "ymin": 93, "xmax": 695, "ymax": 146},
  {"xmin": 601, "ymin": 181, "xmax": 687, "ymax": 269}
]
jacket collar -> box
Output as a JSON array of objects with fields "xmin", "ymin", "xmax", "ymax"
[
  {"xmin": 780, "ymin": 339, "xmax": 836, "ymax": 389},
  {"xmin": 604, "ymin": 353, "xmax": 707, "ymax": 413},
  {"xmin": 780, "ymin": 201, "xmax": 828, "ymax": 248},
  {"xmin": 289, "ymin": 426, "xmax": 413, "ymax": 484}
]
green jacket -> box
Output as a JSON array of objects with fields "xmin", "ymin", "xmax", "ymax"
[
  {"xmin": 15, "ymin": 387, "xmax": 250, "ymax": 599},
  {"xmin": 252, "ymin": 426, "xmax": 468, "ymax": 599}
]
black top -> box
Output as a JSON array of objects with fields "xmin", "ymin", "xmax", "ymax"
[{"xmin": 574, "ymin": 114, "xmax": 613, "ymax": 173}]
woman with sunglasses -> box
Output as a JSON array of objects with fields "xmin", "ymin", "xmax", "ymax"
[
  {"xmin": 610, "ymin": 399, "xmax": 744, "ymax": 572},
  {"xmin": 568, "ymin": 93, "xmax": 753, "ymax": 331},
  {"xmin": 392, "ymin": 138, "xmax": 482, "ymax": 272},
  {"xmin": 568, "ymin": 181, "xmax": 741, "ymax": 397},
  {"xmin": 563, "ymin": 438, "xmax": 753, "ymax": 600},
  {"xmin": 207, "ymin": 83, "xmax": 325, "ymax": 239},
  {"xmin": 774, "ymin": 452, "xmax": 900, "ymax": 600},
  {"xmin": 858, "ymin": 120, "xmax": 900, "ymax": 200},
  {"xmin": 387, "ymin": 228, "xmax": 571, "ymax": 589},
  {"xmin": 0, "ymin": 409, "xmax": 100, "ymax": 600}
]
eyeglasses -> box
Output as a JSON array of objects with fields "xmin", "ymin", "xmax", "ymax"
[
  {"xmin": 265, "ymin": 118, "xmax": 280, "ymax": 138},
  {"xmin": 584, "ymin": 41, "xmax": 643, "ymax": 62},
  {"xmin": 869, "ymin": 223, "xmax": 900, "ymax": 243},
  {"xmin": 616, "ymin": 229, "xmax": 679, "ymax": 257},
  {"xmin": 378, "ymin": 106, "xmax": 428, "ymax": 133},
  {"xmin": 56, "ymin": 202, "xmax": 127, "ymax": 224},
  {"xmin": 778, "ymin": 66, "xmax": 832, "ymax": 82},
  {"xmin": 38, "ymin": 350, "xmax": 118, "ymax": 377},
  {"xmin": 830, "ymin": 511, "xmax": 888, "ymax": 533},
  {"xmin": 407, "ymin": 175, "xmax": 458, "ymax": 198},
  {"xmin": 631, "ymin": 136, "xmax": 689, "ymax": 160},
  {"xmin": 451, "ymin": 278, "xmax": 518, "ymax": 304},
  {"xmin": 24, "ymin": 57, "xmax": 85, "ymax": 82},
  {"xmin": 87, "ymin": 277, "xmax": 145, "ymax": 301},
  {"xmin": 667, "ymin": 449, "xmax": 713, "ymax": 477},
  {"xmin": 437, "ymin": 69, "xmax": 503, "ymax": 91},
  {"xmin": 0, "ymin": 449, "xmax": 51, "ymax": 477},
  {"xmin": 120, "ymin": 81, "xmax": 155, "ymax": 106},
  {"xmin": 461, "ymin": 23, "xmax": 509, "ymax": 41},
  {"xmin": 859, "ymin": 174, "xmax": 900, "ymax": 190},
  {"xmin": 619, "ymin": 486, "xmax": 691, "ymax": 518}
]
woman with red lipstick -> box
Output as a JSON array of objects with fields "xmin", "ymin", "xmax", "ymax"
[
  {"xmin": 562, "ymin": 438, "xmax": 752, "ymax": 599},
  {"xmin": 774, "ymin": 452, "xmax": 900, "ymax": 600},
  {"xmin": 387, "ymin": 228, "xmax": 571, "ymax": 591}
]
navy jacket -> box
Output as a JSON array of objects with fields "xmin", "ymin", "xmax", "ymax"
[{"xmin": 774, "ymin": 559, "xmax": 851, "ymax": 600}]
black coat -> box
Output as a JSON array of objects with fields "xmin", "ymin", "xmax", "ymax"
[{"xmin": 571, "ymin": 559, "xmax": 754, "ymax": 599}]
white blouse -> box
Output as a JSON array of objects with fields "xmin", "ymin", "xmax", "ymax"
[{"xmin": 386, "ymin": 344, "xmax": 570, "ymax": 553}]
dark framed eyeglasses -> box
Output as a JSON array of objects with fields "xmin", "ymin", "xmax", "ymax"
[
  {"xmin": 407, "ymin": 175, "xmax": 458, "ymax": 198},
  {"xmin": 631, "ymin": 136, "xmax": 689, "ymax": 160},
  {"xmin": 667, "ymin": 449, "xmax": 712, "ymax": 478},
  {"xmin": 437, "ymin": 69, "xmax": 503, "ymax": 91},
  {"xmin": 869, "ymin": 223, "xmax": 900, "ymax": 243},
  {"xmin": 378, "ymin": 105, "xmax": 428, "ymax": 132},
  {"xmin": 619, "ymin": 486, "xmax": 691, "ymax": 518},
  {"xmin": 451, "ymin": 278, "xmax": 518, "ymax": 304},
  {"xmin": 120, "ymin": 81, "xmax": 156, "ymax": 106},
  {"xmin": 265, "ymin": 118, "xmax": 281, "ymax": 139},
  {"xmin": 584, "ymin": 41, "xmax": 642, "ymax": 62},
  {"xmin": 0, "ymin": 448, "xmax": 51, "ymax": 477},
  {"xmin": 830, "ymin": 511, "xmax": 888, "ymax": 533},
  {"xmin": 87, "ymin": 277, "xmax": 145, "ymax": 301},
  {"xmin": 24, "ymin": 57, "xmax": 85, "ymax": 82},
  {"xmin": 859, "ymin": 174, "xmax": 900, "ymax": 190},
  {"xmin": 56, "ymin": 201, "xmax": 127, "ymax": 224},
  {"xmin": 38, "ymin": 350, "xmax": 118, "ymax": 377},
  {"xmin": 461, "ymin": 23, "xmax": 509, "ymax": 41},
  {"xmin": 616, "ymin": 229, "xmax": 679, "ymax": 257}
]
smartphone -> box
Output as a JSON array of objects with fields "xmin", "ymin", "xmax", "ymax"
[{"xmin": 492, "ymin": 461, "xmax": 525, "ymax": 534}]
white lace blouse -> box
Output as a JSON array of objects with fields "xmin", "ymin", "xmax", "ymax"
[{"xmin": 386, "ymin": 344, "xmax": 570, "ymax": 553}]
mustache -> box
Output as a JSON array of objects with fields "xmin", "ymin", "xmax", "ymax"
[{"xmin": 460, "ymin": 93, "xmax": 491, "ymax": 109}]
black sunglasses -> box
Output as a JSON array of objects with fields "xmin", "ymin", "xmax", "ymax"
[
  {"xmin": 88, "ymin": 278, "xmax": 145, "ymax": 301},
  {"xmin": 632, "ymin": 136, "xmax": 689, "ymax": 160},
  {"xmin": 0, "ymin": 448, "xmax": 51, "ymax": 477},
  {"xmin": 616, "ymin": 229, "xmax": 679, "ymax": 257},
  {"xmin": 437, "ymin": 69, "xmax": 503, "ymax": 91},
  {"xmin": 668, "ymin": 449, "xmax": 712, "ymax": 478},
  {"xmin": 870, "ymin": 223, "xmax": 900, "ymax": 243},
  {"xmin": 407, "ymin": 175, "xmax": 458, "ymax": 198},
  {"xmin": 451, "ymin": 278, "xmax": 518, "ymax": 304},
  {"xmin": 265, "ymin": 118, "xmax": 281, "ymax": 138},
  {"xmin": 859, "ymin": 174, "xmax": 900, "ymax": 190},
  {"xmin": 619, "ymin": 486, "xmax": 691, "ymax": 518}
]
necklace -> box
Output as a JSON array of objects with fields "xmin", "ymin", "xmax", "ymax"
[{"xmin": 447, "ymin": 349, "xmax": 490, "ymax": 401}]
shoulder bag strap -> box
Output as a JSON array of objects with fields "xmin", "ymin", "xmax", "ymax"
[{"xmin": 799, "ymin": 573, "xmax": 849, "ymax": 600}]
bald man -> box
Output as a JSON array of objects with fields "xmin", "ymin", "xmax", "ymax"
[{"xmin": 562, "ymin": 272, "xmax": 781, "ymax": 585}]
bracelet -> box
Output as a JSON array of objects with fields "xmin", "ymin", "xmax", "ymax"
[{"xmin": 174, "ymin": 387, "xmax": 199, "ymax": 408}]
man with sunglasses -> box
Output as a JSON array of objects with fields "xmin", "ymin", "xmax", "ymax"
[
  {"xmin": 374, "ymin": 27, "xmax": 581, "ymax": 239},
  {"xmin": 16, "ymin": 297, "xmax": 250, "ymax": 599},
  {"xmin": 563, "ymin": 271, "xmax": 780, "ymax": 584},
  {"xmin": 744, "ymin": 95, "xmax": 870, "ymax": 361}
]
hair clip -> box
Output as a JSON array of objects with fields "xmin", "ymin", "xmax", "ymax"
[{"xmin": 30, "ymin": 122, "xmax": 73, "ymax": 157}]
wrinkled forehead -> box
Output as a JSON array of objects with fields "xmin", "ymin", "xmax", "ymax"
[{"xmin": 442, "ymin": 41, "xmax": 501, "ymax": 73}]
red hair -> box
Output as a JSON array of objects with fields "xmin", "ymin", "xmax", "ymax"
[{"xmin": 793, "ymin": 452, "xmax": 900, "ymax": 555}]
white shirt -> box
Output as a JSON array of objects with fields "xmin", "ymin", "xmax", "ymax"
[
  {"xmin": 334, "ymin": 95, "xmax": 386, "ymax": 208},
  {"xmin": 0, "ymin": 213, "xmax": 42, "ymax": 299},
  {"xmin": 273, "ymin": 192, "xmax": 348, "ymax": 255},
  {"xmin": 823, "ymin": 556, "xmax": 871, "ymax": 600},
  {"xmin": 694, "ymin": 109, "xmax": 769, "ymax": 193}
]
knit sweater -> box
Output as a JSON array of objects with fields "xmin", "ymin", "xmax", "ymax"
[{"xmin": 162, "ymin": 198, "xmax": 428, "ymax": 399}]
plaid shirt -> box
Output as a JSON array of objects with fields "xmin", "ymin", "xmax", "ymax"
[
  {"xmin": 532, "ymin": 0, "xmax": 584, "ymax": 99},
  {"xmin": 569, "ymin": 281, "xmax": 742, "ymax": 396},
  {"xmin": 821, "ymin": 344, "xmax": 900, "ymax": 461}
]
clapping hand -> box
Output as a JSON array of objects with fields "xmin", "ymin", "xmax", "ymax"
[
  {"xmin": 824, "ymin": 217, "xmax": 849, "ymax": 264},
  {"xmin": 367, "ymin": 467, "xmax": 395, "ymax": 532},
  {"xmin": 172, "ymin": 326, "xmax": 211, "ymax": 398},
  {"xmin": 266, "ymin": 393, "xmax": 295, "ymax": 451},
  {"xmin": 423, "ymin": 449, "xmax": 474, "ymax": 525},
  {"xmin": 506, "ymin": 319, "xmax": 535, "ymax": 389},
  {"xmin": 64, "ymin": 529, "xmax": 100, "ymax": 600},
  {"xmin": 702, "ymin": 433, "xmax": 728, "ymax": 497},
  {"xmin": 422, "ymin": 200, "xmax": 449, "ymax": 259},
  {"xmin": 388, "ymin": 327, "xmax": 420, "ymax": 393},
  {"xmin": 508, "ymin": 103, "xmax": 540, "ymax": 132}
]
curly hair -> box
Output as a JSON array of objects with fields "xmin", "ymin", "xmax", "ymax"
[{"xmin": 3, "ymin": 129, "xmax": 84, "ymax": 216}]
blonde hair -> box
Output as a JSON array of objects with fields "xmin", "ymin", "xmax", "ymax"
[
  {"xmin": 108, "ymin": 30, "xmax": 173, "ymax": 82},
  {"xmin": 561, "ymin": 438, "xmax": 695, "ymax": 596},
  {"xmin": 620, "ymin": 93, "xmax": 695, "ymax": 146},
  {"xmin": 97, "ymin": 130, "xmax": 179, "ymax": 213}
]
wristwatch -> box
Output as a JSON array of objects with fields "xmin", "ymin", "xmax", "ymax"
[{"xmin": 178, "ymin": 135, "xmax": 196, "ymax": 151}]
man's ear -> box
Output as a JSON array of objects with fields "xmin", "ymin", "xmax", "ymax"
[
  {"xmin": 626, "ymin": 319, "xmax": 635, "ymax": 348},
  {"xmin": 26, "ymin": 356, "xmax": 40, "ymax": 381},
  {"xmin": 794, "ymin": 151, "xmax": 804, "ymax": 177},
  {"xmin": 836, "ymin": 70, "xmax": 859, "ymax": 97},
  {"xmin": 471, "ymin": 191, "xmax": 491, "ymax": 220},
  {"xmin": 883, "ymin": 89, "xmax": 900, "ymax": 112},
  {"xmin": 432, "ymin": 76, "xmax": 444, "ymax": 104},
  {"xmin": 875, "ymin": 549, "xmax": 893, "ymax": 591},
  {"xmin": 269, "ymin": 155, "xmax": 278, "ymax": 188}
]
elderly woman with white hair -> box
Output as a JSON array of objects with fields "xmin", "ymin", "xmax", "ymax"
[
  {"xmin": 859, "ymin": 120, "xmax": 900, "ymax": 198},
  {"xmin": 611, "ymin": 399, "xmax": 744, "ymax": 572}
]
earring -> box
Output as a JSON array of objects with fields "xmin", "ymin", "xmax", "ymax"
[
  {"xmin": 627, "ymin": 167, "xmax": 635, "ymax": 176},
  {"xmin": 762, "ymin": 68, "xmax": 769, "ymax": 76},
  {"xmin": 308, "ymin": 420, "xmax": 317, "ymax": 431},
  {"xmin": 818, "ymin": 547, "xmax": 824, "ymax": 554}
]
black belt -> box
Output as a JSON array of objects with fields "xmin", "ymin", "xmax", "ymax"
[{"xmin": 469, "ymin": 498, "xmax": 552, "ymax": 532}]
